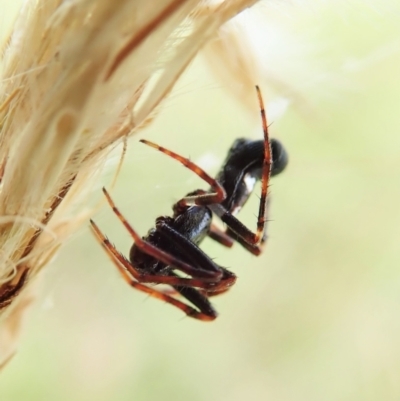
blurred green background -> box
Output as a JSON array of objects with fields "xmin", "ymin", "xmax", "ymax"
[{"xmin": 2, "ymin": 1, "xmax": 400, "ymax": 400}]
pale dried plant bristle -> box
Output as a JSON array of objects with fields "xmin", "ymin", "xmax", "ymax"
[
  {"xmin": 202, "ymin": 4, "xmax": 320, "ymax": 119},
  {"xmin": 0, "ymin": 0, "xmax": 261, "ymax": 368}
]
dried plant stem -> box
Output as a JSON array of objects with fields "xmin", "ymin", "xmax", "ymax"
[{"xmin": 0, "ymin": 0, "xmax": 261, "ymax": 368}]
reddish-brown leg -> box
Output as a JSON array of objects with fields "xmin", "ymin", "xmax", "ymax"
[
  {"xmin": 208, "ymin": 86, "xmax": 272, "ymax": 247},
  {"xmin": 221, "ymin": 199, "xmax": 272, "ymax": 256},
  {"xmin": 90, "ymin": 220, "xmax": 216, "ymax": 321},
  {"xmin": 160, "ymin": 269, "xmax": 236, "ymax": 298},
  {"xmin": 101, "ymin": 187, "xmax": 221, "ymax": 282},
  {"xmin": 208, "ymin": 223, "xmax": 234, "ymax": 248},
  {"xmin": 91, "ymin": 219, "xmax": 219, "ymax": 289},
  {"xmin": 203, "ymin": 268, "xmax": 236, "ymax": 293},
  {"xmin": 202, "ymin": 287, "xmax": 231, "ymax": 298},
  {"xmin": 253, "ymin": 85, "xmax": 272, "ymax": 245},
  {"xmin": 140, "ymin": 139, "xmax": 226, "ymax": 207}
]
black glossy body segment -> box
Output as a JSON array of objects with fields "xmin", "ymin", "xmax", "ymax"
[
  {"xmin": 129, "ymin": 206, "xmax": 213, "ymax": 274},
  {"xmin": 216, "ymin": 138, "xmax": 288, "ymax": 215}
]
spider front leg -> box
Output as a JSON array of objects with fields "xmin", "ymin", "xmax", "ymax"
[
  {"xmin": 140, "ymin": 139, "xmax": 226, "ymax": 207},
  {"xmin": 208, "ymin": 203, "xmax": 267, "ymax": 255},
  {"xmin": 222, "ymin": 198, "xmax": 272, "ymax": 256},
  {"xmin": 208, "ymin": 223, "xmax": 235, "ymax": 248},
  {"xmin": 208, "ymin": 86, "xmax": 273, "ymax": 250}
]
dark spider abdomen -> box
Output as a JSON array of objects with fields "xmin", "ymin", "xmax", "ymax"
[{"xmin": 216, "ymin": 138, "xmax": 288, "ymax": 213}]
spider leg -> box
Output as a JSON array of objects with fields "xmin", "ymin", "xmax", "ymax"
[
  {"xmin": 202, "ymin": 267, "xmax": 236, "ymax": 293},
  {"xmin": 224, "ymin": 227, "xmax": 263, "ymax": 256},
  {"xmin": 91, "ymin": 219, "xmax": 221, "ymax": 288},
  {"xmin": 156, "ymin": 285, "xmax": 232, "ymax": 300},
  {"xmin": 155, "ymin": 221, "xmax": 224, "ymax": 278},
  {"xmin": 223, "ymin": 199, "xmax": 271, "ymax": 256},
  {"xmin": 90, "ymin": 218, "xmax": 235, "ymax": 316},
  {"xmin": 207, "ymin": 198, "xmax": 271, "ymax": 255},
  {"xmin": 205, "ymin": 86, "xmax": 272, "ymax": 248},
  {"xmin": 173, "ymin": 285, "xmax": 218, "ymax": 319},
  {"xmin": 90, "ymin": 221, "xmax": 217, "ymax": 321},
  {"xmin": 131, "ymin": 281, "xmax": 217, "ymax": 321},
  {"xmin": 159, "ymin": 268, "xmax": 236, "ymax": 298},
  {"xmin": 253, "ymin": 85, "xmax": 272, "ymax": 245},
  {"xmin": 169, "ymin": 267, "xmax": 235, "ymax": 311},
  {"xmin": 226, "ymin": 195, "xmax": 272, "ymax": 255},
  {"xmin": 208, "ymin": 201, "xmax": 270, "ymax": 248},
  {"xmin": 207, "ymin": 223, "xmax": 234, "ymax": 248},
  {"xmin": 101, "ymin": 187, "xmax": 220, "ymax": 282},
  {"xmin": 173, "ymin": 268, "xmax": 235, "ymax": 309},
  {"xmin": 202, "ymin": 287, "xmax": 231, "ymax": 298},
  {"xmin": 140, "ymin": 139, "xmax": 226, "ymax": 206}
]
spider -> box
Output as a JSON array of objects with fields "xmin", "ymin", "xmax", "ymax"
[{"xmin": 90, "ymin": 86, "xmax": 288, "ymax": 321}]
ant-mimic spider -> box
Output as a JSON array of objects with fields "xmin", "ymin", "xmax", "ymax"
[{"xmin": 90, "ymin": 86, "xmax": 288, "ymax": 321}]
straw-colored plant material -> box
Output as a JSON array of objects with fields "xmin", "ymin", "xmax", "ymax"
[
  {"xmin": 0, "ymin": 0, "xmax": 260, "ymax": 368},
  {"xmin": 202, "ymin": 5, "xmax": 318, "ymax": 119}
]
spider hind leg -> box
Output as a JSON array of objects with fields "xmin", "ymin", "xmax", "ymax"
[{"xmin": 90, "ymin": 219, "xmax": 217, "ymax": 321}]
